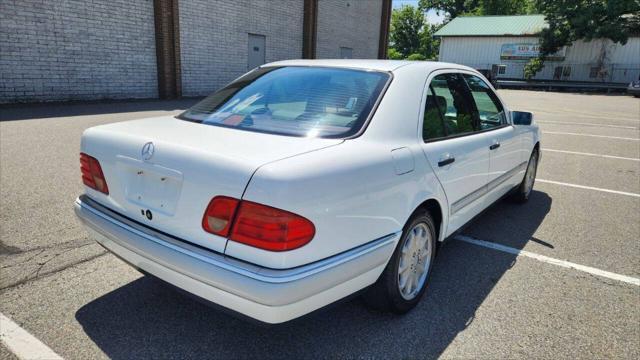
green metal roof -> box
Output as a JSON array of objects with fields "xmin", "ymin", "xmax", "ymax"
[{"xmin": 434, "ymin": 15, "xmax": 547, "ymax": 37}]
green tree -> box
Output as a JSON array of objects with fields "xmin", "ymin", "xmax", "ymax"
[
  {"xmin": 476, "ymin": 0, "xmax": 537, "ymax": 15},
  {"xmin": 389, "ymin": 5, "xmax": 425, "ymax": 58},
  {"xmin": 387, "ymin": 47, "xmax": 404, "ymax": 59},
  {"xmin": 418, "ymin": 0, "xmax": 536, "ymax": 18},
  {"xmin": 419, "ymin": 23, "xmax": 442, "ymax": 59},
  {"xmin": 524, "ymin": 0, "xmax": 640, "ymax": 78},
  {"xmin": 387, "ymin": 5, "xmax": 442, "ymax": 60},
  {"xmin": 407, "ymin": 53, "xmax": 428, "ymax": 60},
  {"xmin": 418, "ymin": 0, "xmax": 480, "ymax": 18}
]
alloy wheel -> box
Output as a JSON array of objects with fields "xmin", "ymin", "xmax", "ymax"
[
  {"xmin": 398, "ymin": 222, "xmax": 433, "ymax": 300},
  {"xmin": 524, "ymin": 151, "xmax": 538, "ymax": 196}
]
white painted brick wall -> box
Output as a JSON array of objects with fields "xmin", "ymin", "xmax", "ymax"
[
  {"xmin": 179, "ymin": 0, "xmax": 304, "ymax": 97},
  {"xmin": 0, "ymin": 0, "xmax": 157, "ymax": 103},
  {"xmin": 316, "ymin": 0, "xmax": 382, "ymax": 59}
]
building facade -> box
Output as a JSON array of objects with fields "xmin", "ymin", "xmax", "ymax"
[
  {"xmin": 435, "ymin": 15, "xmax": 640, "ymax": 84},
  {"xmin": 0, "ymin": 0, "xmax": 392, "ymax": 103}
]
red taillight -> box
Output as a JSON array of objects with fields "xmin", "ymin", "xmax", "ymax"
[
  {"xmin": 202, "ymin": 197, "xmax": 315, "ymax": 251},
  {"xmin": 202, "ymin": 196, "xmax": 240, "ymax": 236},
  {"xmin": 230, "ymin": 201, "xmax": 316, "ymax": 251},
  {"xmin": 80, "ymin": 153, "xmax": 109, "ymax": 194}
]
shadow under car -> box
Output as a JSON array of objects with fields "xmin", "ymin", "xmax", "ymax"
[{"xmin": 75, "ymin": 190, "xmax": 552, "ymax": 359}]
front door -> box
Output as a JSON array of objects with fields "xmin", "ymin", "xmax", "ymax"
[
  {"xmin": 462, "ymin": 74, "xmax": 524, "ymax": 202},
  {"xmin": 420, "ymin": 72, "xmax": 491, "ymax": 235},
  {"xmin": 248, "ymin": 34, "xmax": 266, "ymax": 70}
]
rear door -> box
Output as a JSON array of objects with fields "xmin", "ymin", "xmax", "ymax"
[
  {"xmin": 462, "ymin": 74, "xmax": 524, "ymax": 202},
  {"xmin": 420, "ymin": 72, "xmax": 492, "ymax": 235}
]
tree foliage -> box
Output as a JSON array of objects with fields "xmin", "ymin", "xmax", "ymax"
[
  {"xmin": 387, "ymin": 5, "xmax": 442, "ymax": 60},
  {"xmin": 387, "ymin": 47, "xmax": 404, "ymax": 60},
  {"xmin": 418, "ymin": 0, "xmax": 478, "ymax": 18},
  {"xmin": 390, "ymin": 5, "xmax": 425, "ymax": 58},
  {"xmin": 477, "ymin": 0, "xmax": 538, "ymax": 15},
  {"xmin": 418, "ymin": 0, "xmax": 536, "ymax": 18},
  {"xmin": 523, "ymin": 58, "xmax": 544, "ymax": 79},
  {"xmin": 419, "ymin": 23, "xmax": 442, "ymax": 59},
  {"xmin": 524, "ymin": 0, "xmax": 640, "ymax": 78},
  {"xmin": 407, "ymin": 53, "xmax": 428, "ymax": 60}
]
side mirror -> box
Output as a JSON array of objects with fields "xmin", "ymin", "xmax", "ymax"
[{"xmin": 512, "ymin": 111, "xmax": 533, "ymax": 125}]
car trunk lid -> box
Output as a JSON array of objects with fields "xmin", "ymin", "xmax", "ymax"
[{"xmin": 80, "ymin": 115, "xmax": 342, "ymax": 253}]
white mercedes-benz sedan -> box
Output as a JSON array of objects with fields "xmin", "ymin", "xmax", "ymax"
[{"xmin": 75, "ymin": 60, "xmax": 540, "ymax": 324}]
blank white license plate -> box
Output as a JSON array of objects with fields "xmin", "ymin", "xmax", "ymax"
[{"xmin": 117, "ymin": 156, "xmax": 183, "ymax": 216}]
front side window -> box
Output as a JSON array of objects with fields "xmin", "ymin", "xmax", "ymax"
[
  {"xmin": 462, "ymin": 74, "xmax": 507, "ymax": 130},
  {"xmin": 178, "ymin": 66, "xmax": 390, "ymax": 138}
]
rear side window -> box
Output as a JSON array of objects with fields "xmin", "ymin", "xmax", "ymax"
[
  {"xmin": 423, "ymin": 86, "xmax": 447, "ymax": 140},
  {"xmin": 179, "ymin": 66, "xmax": 390, "ymax": 138},
  {"xmin": 462, "ymin": 74, "xmax": 507, "ymax": 130},
  {"xmin": 425, "ymin": 73, "xmax": 476, "ymax": 139}
]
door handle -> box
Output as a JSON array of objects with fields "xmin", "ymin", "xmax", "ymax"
[
  {"xmin": 489, "ymin": 143, "xmax": 501, "ymax": 150},
  {"xmin": 438, "ymin": 157, "xmax": 455, "ymax": 167}
]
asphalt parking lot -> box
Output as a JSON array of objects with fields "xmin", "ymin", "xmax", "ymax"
[{"xmin": 1, "ymin": 90, "xmax": 639, "ymax": 359}]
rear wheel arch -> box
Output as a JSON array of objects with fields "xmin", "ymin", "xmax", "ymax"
[
  {"xmin": 411, "ymin": 198, "xmax": 443, "ymax": 243},
  {"xmin": 364, "ymin": 203, "xmax": 439, "ymax": 312}
]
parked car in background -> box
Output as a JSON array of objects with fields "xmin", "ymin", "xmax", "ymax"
[
  {"xmin": 628, "ymin": 79, "xmax": 640, "ymax": 97},
  {"xmin": 75, "ymin": 60, "xmax": 540, "ymax": 324}
]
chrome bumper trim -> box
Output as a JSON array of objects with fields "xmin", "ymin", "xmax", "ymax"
[{"xmin": 75, "ymin": 195, "xmax": 399, "ymax": 284}]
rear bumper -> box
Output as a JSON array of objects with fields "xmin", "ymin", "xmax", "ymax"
[{"xmin": 74, "ymin": 195, "xmax": 398, "ymax": 324}]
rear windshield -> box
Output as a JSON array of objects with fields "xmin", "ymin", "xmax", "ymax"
[{"xmin": 178, "ymin": 66, "xmax": 390, "ymax": 138}]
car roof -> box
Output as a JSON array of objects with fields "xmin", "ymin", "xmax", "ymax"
[{"xmin": 263, "ymin": 59, "xmax": 474, "ymax": 73}]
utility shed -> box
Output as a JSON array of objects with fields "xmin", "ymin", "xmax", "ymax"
[{"xmin": 434, "ymin": 15, "xmax": 640, "ymax": 84}]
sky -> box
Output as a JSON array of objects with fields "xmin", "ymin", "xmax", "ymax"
[{"xmin": 392, "ymin": 0, "xmax": 446, "ymax": 24}]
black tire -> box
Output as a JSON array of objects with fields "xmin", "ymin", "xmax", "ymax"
[
  {"xmin": 363, "ymin": 211, "xmax": 437, "ymax": 314},
  {"xmin": 511, "ymin": 147, "xmax": 539, "ymax": 203}
]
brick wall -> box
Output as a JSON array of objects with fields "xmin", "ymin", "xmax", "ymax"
[
  {"xmin": 0, "ymin": 0, "xmax": 157, "ymax": 103},
  {"xmin": 178, "ymin": 0, "xmax": 304, "ymax": 97},
  {"xmin": 0, "ymin": 0, "xmax": 385, "ymax": 103},
  {"xmin": 316, "ymin": 0, "xmax": 382, "ymax": 59}
]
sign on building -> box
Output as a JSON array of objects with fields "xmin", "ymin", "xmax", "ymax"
[{"xmin": 500, "ymin": 43, "xmax": 565, "ymax": 61}]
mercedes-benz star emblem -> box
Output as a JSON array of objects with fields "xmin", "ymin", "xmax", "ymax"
[{"xmin": 141, "ymin": 142, "xmax": 155, "ymax": 161}]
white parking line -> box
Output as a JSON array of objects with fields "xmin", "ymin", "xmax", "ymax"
[
  {"xmin": 0, "ymin": 313, "xmax": 63, "ymax": 360},
  {"xmin": 544, "ymin": 149, "xmax": 640, "ymax": 161},
  {"xmin": 537, "ymin": 121, "xmax": 639, "ymax": 130},
  {"xmin": 455, "ymin": 235, "xmax": 640, "ymax": 286},
  {"xmin": 542, "ymin": 131, "xmax": 640, "ymax": 141},
  {"xmin": 537, "ymin": 179, "xmax": 640, "ymax": 198}
]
